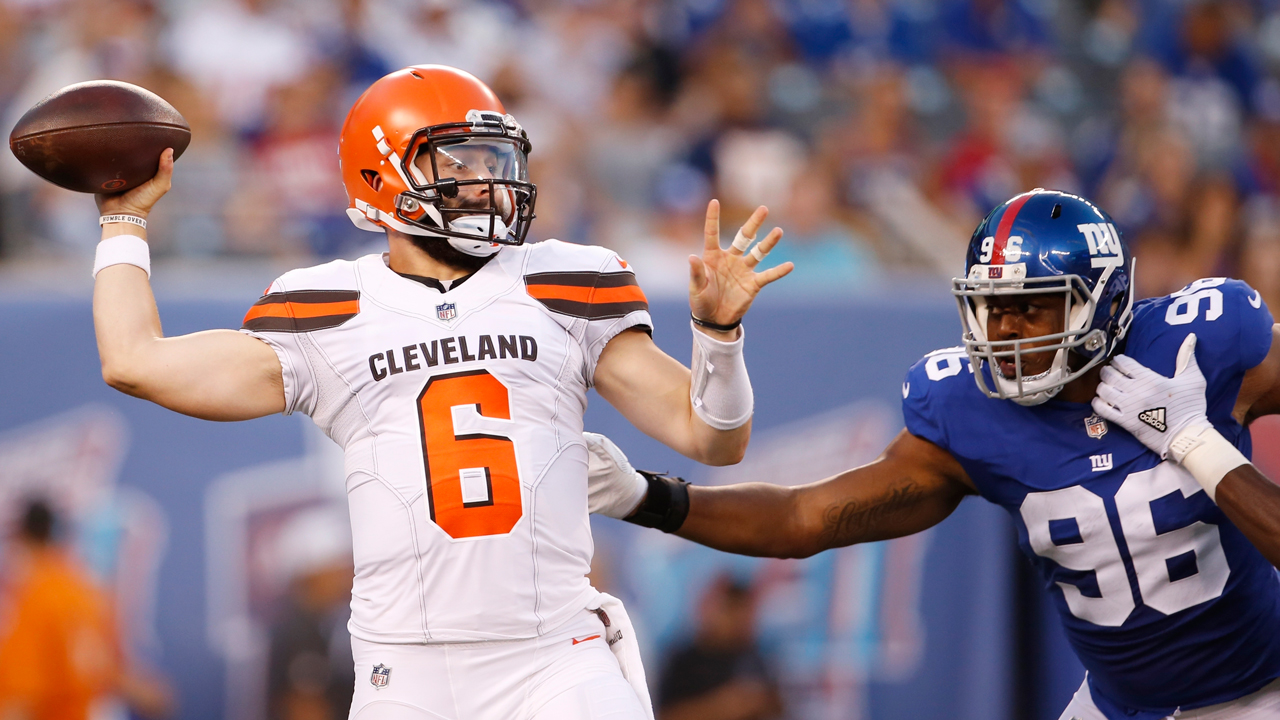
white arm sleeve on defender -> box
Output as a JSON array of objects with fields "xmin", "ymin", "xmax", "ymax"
[{"xmin": 689, "ymin": 321, "xmax": 753, "ymax": 430}]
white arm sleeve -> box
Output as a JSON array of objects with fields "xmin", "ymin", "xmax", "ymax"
[{"xmin": 689, "ymin": 321, "xmax": 753, "ymax": 430}]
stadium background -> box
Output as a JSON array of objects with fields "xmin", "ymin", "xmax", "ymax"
[{"xmin": 2, "ymin": 0, "xmax": 1280, "ymax": 718}]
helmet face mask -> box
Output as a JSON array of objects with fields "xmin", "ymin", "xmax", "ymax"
[
  {"xmin": 954, "ymin": 273, "xmax": 1120, "ymax": 405},
  {"xmin": 397, "ymin": 114, "xmax": 537, "ymax": 249},
  {"xmin": 950, "ymin": 189, "xmax": 1135, "ymax": 406}
]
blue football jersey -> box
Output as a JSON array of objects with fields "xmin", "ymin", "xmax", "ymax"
[{"xmin": 903, "ymin": 278, "xmax": 1278, "ymax": 718}]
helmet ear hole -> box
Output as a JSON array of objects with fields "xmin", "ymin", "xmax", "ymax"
[{"xmin": 361, "ymin": 170, "xmax": 383, "ymax": 192}]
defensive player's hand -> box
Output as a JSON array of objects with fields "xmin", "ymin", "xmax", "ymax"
[
  {"xmin": 1092, "ymin": 334, "xmax": 1213, "ymax": 461},
  {"xmin": 95, "ymin": 147, "xmax": 175, "ymax": 221},
  {"xmin": 583, "ymin": 432, "xmax": 648, "ymax": 519},
  {"xmin": 689, "ymin": 200, "xmax": 793, "ymax": 334}
]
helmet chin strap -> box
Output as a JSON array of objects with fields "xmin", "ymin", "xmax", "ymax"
[
  {"xmin": 995, "ymin": 347, "xmax": 1070, "ymax": 407},
  {"xmin": 441, "ymin": 216, "xmax": 511, "ymax": 257}
]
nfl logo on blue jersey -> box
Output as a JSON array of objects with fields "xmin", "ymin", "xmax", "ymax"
[
  {"xmin": 436, "ymin": 302, "xmax": 456, "ymax": 321},
  {"xmin": 371, "ymin": 663, "xmax": 391, "ymax": 688},
  {"xmin": 1084, "ymin": 414, "xmax": 1108, "ymax": 439}
]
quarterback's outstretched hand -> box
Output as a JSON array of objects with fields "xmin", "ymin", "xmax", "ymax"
[
  {"xmin": 689, "ymin": 200, "xmax": 793, "ymax": 332},
  {"xmin": 96, "ymin": 148, "xmax": 174, "ymax": 223},
  {"xmin": 584, "ymin": 432, "xmax": 648, "ymax": 519},
  {"xmin": 1091, "ymin": 334, "xmax": 1211, "ymax": 461}
]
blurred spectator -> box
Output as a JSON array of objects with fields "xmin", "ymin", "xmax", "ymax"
[
  {"xmin": 935, "ymin": 60, "xmax": 1077, "ymax": 230},
  {"xmin": 1, "ymin": 0, "xmax": 1279, "ymax": 293},
  {"xmin": 168, "ymin": 0, "xmax": 313, "ymax": 133},
  {"xmin": 0, "ymin": 0, "xmax": 162, "ymax": 258},
  {"xmin": 226, "ymin": 65, "xmax": 357, "ymax": 257},
  {"xmin": 0, "ymin": 499, "xmax": 172, "ymax": 720},
  {"xmin": 657, "ymin": 574, "xmax": 784, "ymax": 720},
  {"xmin": 1101, "ymin": 120, "xmax": 1239, "ymax": 298},
  {"xmin": 265, "ymin": 506, "xmax": 354, "ymax": 720},
  {"xmin": 362, "ymin": 0, "xmax": 514, "ymax": 83},
  {"xmin": 140, "ymin": 70, "xmax": 241, "ymax": 257},
  {"xmin": 938, "ymin": 0, "xmax": 1054, "ymax": 61},
  {"xmin": 763, "ymin": 165, "xmax": 878, "ymax": 289}
]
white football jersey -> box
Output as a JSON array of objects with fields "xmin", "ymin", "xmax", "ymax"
[{"xmin": 241, "ymin": 240, "xmax": 651, "ymax": 644}]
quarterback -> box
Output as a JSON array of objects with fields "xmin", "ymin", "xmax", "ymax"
[
  {"xmin": 90, "ymin": 66, "xmax": 791, "ymax": 719},
  {"xmin": 592, "ymin": 189, "xmax": 1280, "ymax": 719}
]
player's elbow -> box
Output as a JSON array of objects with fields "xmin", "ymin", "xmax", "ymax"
[
  {"xmin": 100, "ymin": 357, "xmax": 147, "ymax": 397},
  {"xmin": 695, "ymin": 425, "xmax": 750, "ymax": 466},
  {"xmin": 700, "ymin": 443, "xmax": 747, "ymax": 467},
  {"xmin": 753, "ymin": 488, "xmax": 824, "ymax": 559}
]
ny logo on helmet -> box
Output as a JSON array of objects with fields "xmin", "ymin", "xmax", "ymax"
[{"xmin": 1077, "ymin": 223, "xmax": 1123, "ymax": 268}]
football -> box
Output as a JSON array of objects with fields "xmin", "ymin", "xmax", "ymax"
[{"xmin": 8, "ymin": 80, "xmax": 190, "ymax": 194}]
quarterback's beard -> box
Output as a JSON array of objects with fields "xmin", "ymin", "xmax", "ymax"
[{"xmin": 407, "ymin": 234, "xmax": 494, "ymax": 274}]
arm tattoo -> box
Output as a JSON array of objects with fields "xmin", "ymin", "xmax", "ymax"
[{"xmin": 818, "ymin": 482, "xmax": 923, "ymax": 548}]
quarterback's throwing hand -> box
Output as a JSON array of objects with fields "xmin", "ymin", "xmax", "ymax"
[
  {"xmin": 96, "ymin": 148, "xmax": 175, "ymax": 220},
  {"xmin": 689, "ymin": 200, "xmax": 793, "ymax": 331}
]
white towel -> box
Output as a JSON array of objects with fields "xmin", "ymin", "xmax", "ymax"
[{"xmin": 587, "ymin": 592, "xmax": 655, "ymax": 720}]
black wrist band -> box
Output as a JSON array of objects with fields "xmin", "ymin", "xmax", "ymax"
[
  {"xmin": 624, "ymin": 470, "xmax": 691, "ymax": 533},
  {"xmin": 691, "ymin": 313, "xmax": 741, "ymax": 333}
]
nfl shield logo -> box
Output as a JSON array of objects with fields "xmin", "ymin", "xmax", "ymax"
[
  {"xmin": 371, "ymin": 663, "xmax": 391, "ymax": 688},
  {"xmin": 1085, "ymin": 415, "xmax": 1108, "ymax": 440},
  {"xmin": 436, "ymin": 302, "xmax": 456, "ymax": 321}
]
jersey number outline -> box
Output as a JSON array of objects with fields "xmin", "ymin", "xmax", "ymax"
[
  {"xmin": 1020, "ymin": 463, "xmax": 1229, "ymax": 627},
  {"xmin": 1166, "ymin": 277, "xmax": 1226, "ymax": 326},
  {"xmin": 417, "ymin": 369, "xmax": 523, "ymax": 539}
]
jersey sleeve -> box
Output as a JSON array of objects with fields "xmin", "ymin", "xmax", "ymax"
[
  {"xmin": 522, "ymin": 240, "xmax": 653, "ymax": 385},
  {"xmin": 901, "ymin": 348, "xmax": 968, "ymax": 453},
  {"xmin": 238, "ymin": 275, "xmax": 359, "ymax": 417},
  {"xmin": 1230, "ymin": 280, "xmax": 1274, "ymax": 372},
  {"xmin": 1128, "ymin": 278, "xmax": 1274, "ymax": 422}
]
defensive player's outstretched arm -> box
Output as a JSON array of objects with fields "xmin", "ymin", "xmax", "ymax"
[
  {"xmin": 594, "ymin": 202, "xmax": 792, "ymax": 466},
  {"xmin": 675, "ymin": 430, "xmax": 976, "ymax": 558},
  {"xmin": 94, "ymin": 150, "xmax": 285, "ymax": 421}
]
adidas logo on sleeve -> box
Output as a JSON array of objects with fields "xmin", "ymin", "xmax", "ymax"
[{"xmin": 1139, "ymin": 408, "xmax": 1167, "ymax": 433}]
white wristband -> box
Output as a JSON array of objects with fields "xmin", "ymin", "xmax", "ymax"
[
  {"xmin": 1170, "ymin": 424, "xmax": 1250, "ymax": 502},
  {"xmin": 93, "ymin": 235, "xmax": 151, "ymax": 278},
  {"xmin": 690, "ymin": 320, "xmax": 753, "ymax": 430},
  {"xmin": 99, "ymin": 214, "xmax": 147, "ymax": 229}
]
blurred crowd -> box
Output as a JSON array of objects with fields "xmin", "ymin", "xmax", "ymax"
[{"xmin": 1, "ymin": 0, "xmax": 1279, "ymax": 304}]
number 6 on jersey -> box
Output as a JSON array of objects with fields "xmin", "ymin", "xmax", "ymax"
[{"xmin": 417, "ymin": 370, "xmax": 523, "ymax": 539}]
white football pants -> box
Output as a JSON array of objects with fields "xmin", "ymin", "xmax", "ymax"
[
  {"xmin": 1059, "ymin": 677, "xmax": 1280, "ymax": 720},
  {"xmin": 349, "ymin": 610, "xmax": 648, "ymax": 720}
]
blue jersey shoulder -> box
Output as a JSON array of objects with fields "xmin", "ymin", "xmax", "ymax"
[
  {"xmin": 902, "ymin": 347, "xmax": 981, "ymax": 452},
  {"xmin": 1125, "ymin": 277, "xmax": 1272, "ymax": 379},
  {"xmin": 1125, "ymin": 278, "xmax": 1273, "ymax": 436}
]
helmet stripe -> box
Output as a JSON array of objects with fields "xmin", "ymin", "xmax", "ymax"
[{"xmin": 991, "ymin": 192, "xmax": 1034, "ymax": 265}]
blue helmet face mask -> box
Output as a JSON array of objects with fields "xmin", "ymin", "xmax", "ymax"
[{"xmin": 951, "ymin": 189, "xmax": 1136, "ymax": 406}]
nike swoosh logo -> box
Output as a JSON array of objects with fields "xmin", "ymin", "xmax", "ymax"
[
  {"xmin": 1250, "ymin": 291, "xmax": 1263, "ymax": 309},
  {"xmin": 571, "ymin": 634, "xmax": 601, "ymax": 645}
]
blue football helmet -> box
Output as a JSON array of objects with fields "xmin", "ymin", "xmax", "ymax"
[{"xmin": 952, "ymin": 189, "xmax": 1135, "ymax": 406}]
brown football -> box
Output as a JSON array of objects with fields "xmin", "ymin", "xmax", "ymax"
[{"xmin": 8, "ymin": 80, "xmax": 190, "ymax": 194}]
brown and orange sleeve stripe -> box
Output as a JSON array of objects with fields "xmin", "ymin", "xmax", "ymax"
[
  {"xmin": 524, "ymin": 271, "xmax": 648, "ymax": 320},
  {"xmin": 242, "ymin": 290, "xmax": 360, "ymax": 333}
]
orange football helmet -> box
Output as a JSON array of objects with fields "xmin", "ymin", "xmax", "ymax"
[{"xmin": 338, "ymin": 65, "xmax": 536, "ymax": 255}]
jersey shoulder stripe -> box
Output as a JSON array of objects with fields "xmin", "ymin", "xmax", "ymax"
[
  {"xmin": 524, "ymin": 270, "xmax": 648, "ymax": 319},
  {"xmin": 242, "ymin": 289, "xmax": 361, "ymax": 332}
]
